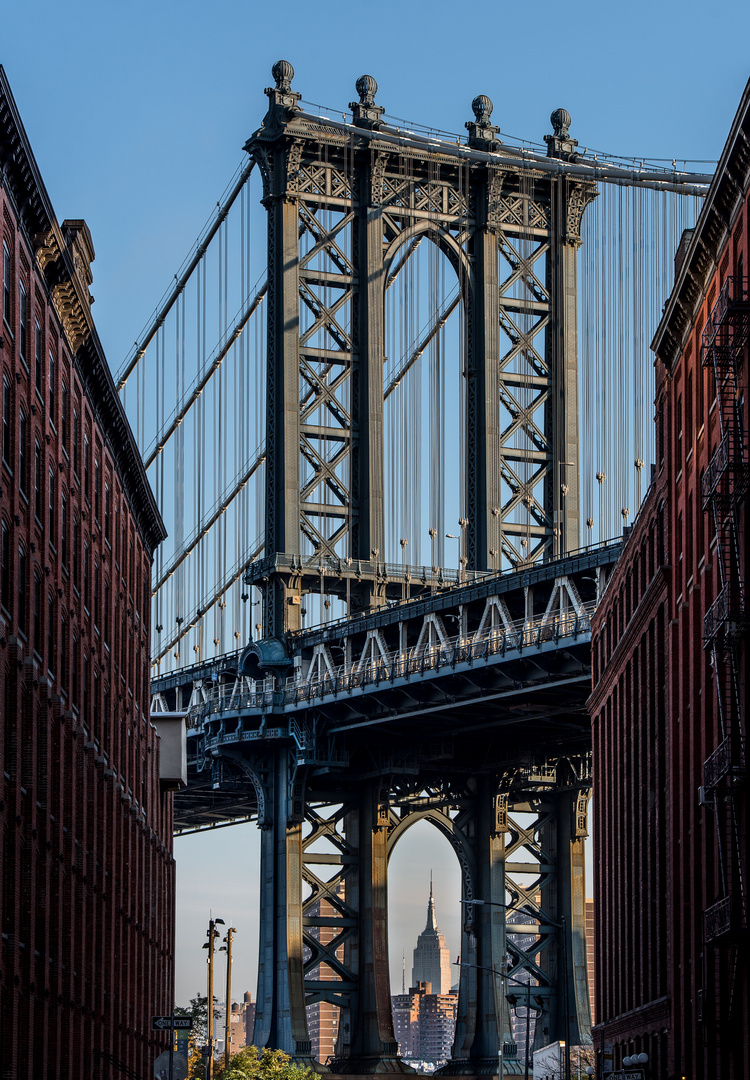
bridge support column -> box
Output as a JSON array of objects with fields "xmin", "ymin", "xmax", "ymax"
[
  {"xmin": 539, "ymin": 787, "xmax": 592, "ymax": 1050},
  {"xmin": 334, "ymin": 783, "xmax": 405, "ymax": 1073},
  {"xmin": 253, "ymin": 748, "xmax": 311, "ymax": 1059},
  {"xmin": 446, "ymin": 780, "xmax": 512, "ymax": 1077}
]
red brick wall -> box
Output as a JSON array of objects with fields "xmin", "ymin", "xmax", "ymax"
[
  {"xmin": 590, "ymin": 96, "xmax": 749, "ymax": 1080},
  {"xmin": 1, "ymin": 152, "xmax": 173, "ymax": 1079}
]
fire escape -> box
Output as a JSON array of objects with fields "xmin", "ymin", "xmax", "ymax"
[{"xmin": 700, "ymin": 274, "xmax": 749, "ymax": 968}]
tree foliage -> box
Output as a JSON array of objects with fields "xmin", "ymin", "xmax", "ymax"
[{"xmin": 213, "ymin": 1046, "xmax": 316, "ymax": 1080}]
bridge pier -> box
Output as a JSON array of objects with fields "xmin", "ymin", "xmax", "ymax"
[{"xmin": 253, "ymin": 747, "xmax": 312, "ymax": 1059}]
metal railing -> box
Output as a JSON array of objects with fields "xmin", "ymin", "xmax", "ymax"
[
  {"xmin": 190, "ymin": 602, "xmax": 595, "ymax": 722},
  {"xmin": 701, "ymin": 275, "xmax": 750, "ymax": 365},
  {"xmin": 704, "ymin": 737, "xmax": 732, "ymax": 789},
  {"xmin": 704, "ymin": 896, "xmax": 734, "ymax": 942},
  {"xmin": 704, "ymin": 582, "xmax": 747, "ymax": 645}
]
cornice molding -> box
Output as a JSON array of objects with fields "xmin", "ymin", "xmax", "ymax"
[
  {"xmin": 652, "ymin": 77, "xmax": 750, "ymax": 371},
  {"xmin": 0, "ymin": 66, "xmax": 166, "ymax": 554}
]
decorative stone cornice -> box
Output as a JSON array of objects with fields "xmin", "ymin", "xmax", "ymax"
[
  {"xmin": 0, "ymin": 64, "xmax": 166, "ymax": 554},
  {"xmin": 652, "ymin": 76, "xmax": 750, "ymax": 371}
]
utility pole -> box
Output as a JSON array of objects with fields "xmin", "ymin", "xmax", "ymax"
[
  {"xmin": 203, "ymin": 917, "xmax": 224, "ymax": 1080},
  {"xmin": 221, "ymin": 926, "xmax": 237, "ymax": 1069}
]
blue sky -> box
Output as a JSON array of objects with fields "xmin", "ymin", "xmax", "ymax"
[{"xmin": 3, "ymin": 0, "xmax": 749, "ymax": 1010}]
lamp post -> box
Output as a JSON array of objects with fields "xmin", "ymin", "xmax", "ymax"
[
  {"xmin": 219, "ymin": 926, "xmax": 237, "ymax": 1069},
  {"xmin": 461, "ymin": 898, "xmax": 570, "ymax": 1080},
  {"xmin": 202, "ymin": 917, "xmax": 224, "ymax": 1080}
]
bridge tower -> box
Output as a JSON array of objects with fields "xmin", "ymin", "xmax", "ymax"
[{"xmin": 246, "ymin": 63, "xmax": 596, "ymax": 640}]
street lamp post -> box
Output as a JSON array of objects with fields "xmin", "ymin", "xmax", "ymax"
[
  {"xmin": 461, "ymin": 898, "xmax": 571, "ymax": 1080},
  {"xmin": 220, "ymin": 926, "xmax": 237, "ymax": 1069},
  {"xmin": 202, "ymin": 917, "xmax": 224, "ymax": 1080}
]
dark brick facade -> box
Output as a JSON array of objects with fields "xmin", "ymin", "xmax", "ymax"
[
  {"xmin": 589, "ymin": 79, "xmax": 749, "ymax": 1079},
  {"xmin": 0, "ymin": 67, "xmax": 171, "ymax": 1079}
]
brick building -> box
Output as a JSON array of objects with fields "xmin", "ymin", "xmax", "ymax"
[
  {"xmin": 589, "ymin": 79, "xmax": 749, "ymax": 1078},
  {"xmin": 0, "ymin": 67, "xmax": 172, "ymax": 1079},
  {"xmin": 391, "ymin": 981, "xmax": 457, "ymax": 1065}
]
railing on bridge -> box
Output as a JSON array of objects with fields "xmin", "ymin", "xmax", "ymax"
[{"xmin": 188, "ymin": 601, "xmax": 596, "ymax": 725}]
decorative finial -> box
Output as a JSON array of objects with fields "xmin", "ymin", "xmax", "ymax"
[
  {"xmin": 356, "ymin": 75, "xmax": 378, "ymax": 106},
  {"xmin": 350, "ymin": 75, "xmax": 384, "ymax": 129},
  {"xmin": 466, "ymin": 95, "xmax": 499, "ymax": 147},
  {"xmin": 545, "ymin": 108, "xmax": 577, "ymax": 159},
  {"xmin": 272, "ymin": 60, "xmax": 294, "ymax": 92},
  {"xmin": 472, "ymin": 95, "xmax": 494, "ymax": 126},
  {"xmin": 550, "ymin": 108, "xmax": 572, "ymax": 139}
]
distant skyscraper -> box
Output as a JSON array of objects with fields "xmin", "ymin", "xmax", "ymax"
[{"xmin": 411, "ymin": 879, "xmax": 452, "ymax": 996}]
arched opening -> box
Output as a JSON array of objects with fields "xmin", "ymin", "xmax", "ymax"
[
  {"xmin": 387, "ymin": 815, "xmax": 462, "ymax": 1068},
  {"xmin": 383, "ymin": 227, "xmax": 468, "ymax": 570}
]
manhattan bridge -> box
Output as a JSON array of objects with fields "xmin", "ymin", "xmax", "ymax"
[{"xmin": 126, "ymin": 63, "xmax": 711, "ymax": 1074}]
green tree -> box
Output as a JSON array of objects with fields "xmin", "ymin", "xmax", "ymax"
[
  {"xmin": 214, "ymin": 1046, "xmax": 316, "ymax": 1080},
  {"xmin": 176, "ymin": 994, "xmax": 220, "ymax": 1055}
]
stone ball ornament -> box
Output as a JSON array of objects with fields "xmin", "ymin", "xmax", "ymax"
[
  {"xmin": 472, "ymin": 94, "xmax": 494, "ymax": 126},
  {"xmin": 550, "ymin": 107, "xmax": 572, "ymax": 138},
  {"xmin": 272, "ymin": 60, "xmax": 295, "ymax": 91},
  {"xmin": 356, "ymin": 75, "xmax": 378, "ymax": 105}
]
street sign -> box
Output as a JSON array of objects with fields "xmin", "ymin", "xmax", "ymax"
[
  {"xmin": 152, "ymin": 1015, "xmax": 193, "ymax": 1031},
  {"xmin": 609, "ymin": 1072, "xmax": 644, "ymax": 1080}
]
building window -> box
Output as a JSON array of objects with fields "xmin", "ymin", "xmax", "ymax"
[
  {"xmin": 61, "ymin": 494, "xmax": 68, "ymax": 569},
  {"xmin": 94, "ymin": 457, "xmax": 100, "ymax": 524},
  {"xmin": 102, "ymin": 685, "xmax": 109, "ymax": 753},
  {"xmin": 60, "ymin": 614, "xmax": 67, "ymax": 692},
  {"xmin": 48, "ymin": 466, "xmax": 56, "ymax": 546},
  {"xmin": 47, "ymin": 592, "xmax": 54, "ymax": 675},
  {"xmin": 73, "ymin": 408, "xmax": 79, "ymax": 475},
  {"xmin": 2, "ymin": 242, "xmax": 10, "ymax": 326},
  {"xmin": 83, "ymin": 540, "xmax": 90, "ymax": 610},
  {"xmin": 33, "ymin": 572, "xmax": 42, "ymax": 656},
  {"xmin": 104, "ymin": 482, "xmax": 111, "ymax": 543},
  {"xmin": 34, "ymin": 439, "xmax": 42, "ymax": 521},
  {"xmin": 103, "ymin": 578, "xmax": 110, "ymax": 647},
  {"xmin": 0, "ymin": 519, "xmax": 10, "ymax": 614},
  {"xmin": 48, "ymin": 350, "xmax": 56, "ymax": 426},
  {"xmin": 83, "ymin": 434, "xmax": 90, "ymax": 503},
  {"xmin": 73, "ymin": 514, "xmax": 80, "ymax": 589},
  {"xmin": 17, "ymin": 546, "xmax": 27, "ymax": 636},
  {"xmin": 94, "ymin": 557, "xmax": 99, "ymax": 630},
  {"xmin": 34, "ymin": 319, "xmax": 42, "ymax": 394},
  {"xmin": 18, "ymin": 409, "xmax": 28, "ymax": 497},
  {"xmin": 71, "ymin": 634, "xmax": 78, "ymax": 708},
  {"xmin": 83, "ymin": 651, "xmax": 90, "ymax": 719},
  {"xmin": 2, "ymin": 374, "xmax": 10, "ymax": 466},
  {"xmin": 19, "ymin": 283, "xmax": 27, "ymax": 365},
  {"xmin": 61, "ymin": 381, "xmax": 69, "ymax": 449}
]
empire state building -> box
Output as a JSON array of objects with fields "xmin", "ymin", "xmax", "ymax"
[{"xmin": 411, "ymin": 881, "xmax": 452, "ymax": 994}]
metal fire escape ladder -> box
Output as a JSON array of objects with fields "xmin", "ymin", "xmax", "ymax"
[{"xmin": 700, "ymin": 274, "xmax": 748, "ymax": 948}]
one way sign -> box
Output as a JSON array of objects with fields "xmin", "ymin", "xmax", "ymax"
[{"xmin": 152, "ymin": 1015, "xmax": 193, "ymax": 1031}]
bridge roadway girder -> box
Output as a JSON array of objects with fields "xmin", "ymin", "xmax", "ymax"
[{"xmin": 154, "ymin": 546, "xmax": 619, "ymax": 1072}]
